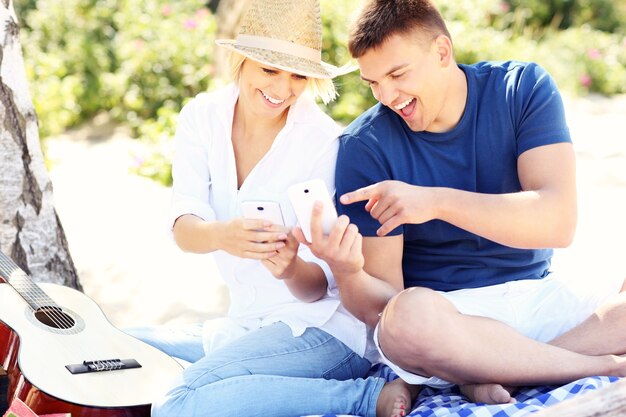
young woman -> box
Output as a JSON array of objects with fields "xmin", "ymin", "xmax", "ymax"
[{"xmin": 127, "ymin": 1, "xmax": 395, "ymax": 416}]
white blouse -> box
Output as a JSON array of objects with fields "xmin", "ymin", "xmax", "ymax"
[{"xmin": 169, "ymin": 84, "xmax": 369, "ymax": 358}]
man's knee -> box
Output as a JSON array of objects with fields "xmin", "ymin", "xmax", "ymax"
[{"xmin": 378, "ymin": 287, "xmax": 448, "ymax": 367}]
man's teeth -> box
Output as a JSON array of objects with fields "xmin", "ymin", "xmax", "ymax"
[
  {"xmin": 394, "ymin": 98, "xmax": 414, "ymax": 110},
  {"xmin": 262, "ymin": 91, "xmax": 285, "ymax": 105}
]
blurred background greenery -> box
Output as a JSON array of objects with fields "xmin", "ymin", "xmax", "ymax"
[{"xmin": 14, "ymin": 0, "xmax": 626, "ymax": 185}]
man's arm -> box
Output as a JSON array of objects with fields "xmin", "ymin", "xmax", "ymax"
[
  {"xmin": 339, "ymin": 235, "xmax": 404, "ymax": 327},
  {"xmin": 296, "ymin": 203, "xmax": 404, "ymax": 327},
  {"xmin": 440, "ymin": 142, "xmax": 577, "ymax": 248},
  {"xmin": 341, "ymin": 142, "xmax": 577, "ymax": 249}
]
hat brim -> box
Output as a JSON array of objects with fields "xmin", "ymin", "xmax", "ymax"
[{"xmin": 216, "ymin": 39, "xmax": 356, "ymax": 79}]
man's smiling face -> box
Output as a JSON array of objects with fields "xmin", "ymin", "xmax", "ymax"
[{"xmin": 357, "ymin": 31, "xmax": 450, "ymax": 133}]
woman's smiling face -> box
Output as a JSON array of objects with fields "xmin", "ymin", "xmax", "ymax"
[{"xmin": 238, "ymin": 59, "xmax": 309, "ymax": 120}]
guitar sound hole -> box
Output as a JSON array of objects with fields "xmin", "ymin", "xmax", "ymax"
[{"xmin": 34, "ymin": 306, "xmax": 75, "ymax": 329}]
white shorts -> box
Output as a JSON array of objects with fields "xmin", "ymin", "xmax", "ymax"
[{"xmin": 374, "ymin": 273, "xmax": 622, "ymax": 388}]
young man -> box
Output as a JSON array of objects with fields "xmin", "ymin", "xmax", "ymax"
[{"xmin": 298, "ymin": 0, "xmax": 626, "ymax": 405}]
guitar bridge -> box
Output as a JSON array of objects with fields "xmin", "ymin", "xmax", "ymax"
[{"xmin": 65, "ymin": 359, "xmax": 142, "ymax": 374}]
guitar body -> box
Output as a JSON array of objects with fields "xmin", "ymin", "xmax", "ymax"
[{"xmin": 0, "ymin": 282, "xmax": 183, "ymax": 416}]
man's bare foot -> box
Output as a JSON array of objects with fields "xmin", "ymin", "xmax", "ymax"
[
  {"xmin": 376, "ymin": 378, "xmax": 421, "ymax": 417},
  {"xmin": 459, "ymin": 383, "xmax": 516, "ymax": 404}
]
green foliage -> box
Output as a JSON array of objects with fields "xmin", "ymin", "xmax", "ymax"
[
  {"xmin": 538, "ymin": 28, "xmax": 626, "ymax": 95},
  {"xmin": 109, "ymin": 2, "xmax": 215, "ymax": 130},
  {"xmin": 441, "ymin": 0, "xmax": 626, "ymax": 96},
  {"xmin": 501, "ymin": 0, "xmax": 626, "ymax": 33},
  {"xmin": 320, "ymin": 0, "xmax": 378, "ymax": 125},
  {"xmin": 17, "ymin": 0, "xmax": 118, "ymax": 136},
  {"xmin": 16, "ymin": 0, "xmax": 214, "ymax": 184},
  {"xmin": 16, "ymin": 0, "xmax": 215, "ymax": 137},
  {"xmin": 114, "ymin": 2, "xmax": 214, "ymax": 186},
  {"xmin": 115, "ymin": 1, "xmax": 214, "ymax": 185},
  {"xmin": 128, "ymin": 104, "xmax": 179, "ymax": 185}
]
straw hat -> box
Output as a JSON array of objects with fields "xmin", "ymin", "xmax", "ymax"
[{"xmin": 215, "ymin": 0, "xmax": 351, "ymax": 79}]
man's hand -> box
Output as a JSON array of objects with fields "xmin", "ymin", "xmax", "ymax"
[
  {"xmin": 340, "ymin": 180, "xmax": 438, "ymax": 236},
  {"xmin": 293, "ymin": 202, "xmax": 364, "ymax": 278},
  {"xmin": 294, "ymin": 200, "xmax": 404, "ymax": 326}
]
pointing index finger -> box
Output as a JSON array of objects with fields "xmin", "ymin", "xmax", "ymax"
[{"xmin": 340, "ymin": 184, "xmax": 378, "ymax": 205}]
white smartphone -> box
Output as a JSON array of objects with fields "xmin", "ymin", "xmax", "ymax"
[
  {"xmin": 241, "ymin": 200, "xmax": 285, "ymax": 226},
  {"xmin": 287, "ymin": 179, "xmax": 338, "ymax": 242}
]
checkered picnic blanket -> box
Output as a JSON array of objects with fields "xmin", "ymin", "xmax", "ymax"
[{"xmin": 305, "ymin": 364, "xmax": 620, "ymax": 417}]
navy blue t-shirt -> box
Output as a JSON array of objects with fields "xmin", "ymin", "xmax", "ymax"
[{"xmin": 335, "ymin": 61, "xmax": 571, "ymax": 291}]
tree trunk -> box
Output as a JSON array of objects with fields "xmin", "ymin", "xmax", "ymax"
[
  {"xmin": 0, "ymin": 0, "xmax": 80, "ymax": 289},
  {"xmin": 213, "ymin": 0, "xmax": 253, "ymax": 81}
]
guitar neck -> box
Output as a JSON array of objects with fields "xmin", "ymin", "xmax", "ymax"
[
  {"xmin": 0, "ymin": 251, "xmax": 58, "ymax": 310},
  {"xmin": 0, "ymin": 251, "xmax": 24, "ymax": 280}
]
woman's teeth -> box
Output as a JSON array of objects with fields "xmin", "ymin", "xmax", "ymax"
[
  {"xmin": 394, "ymin": 98, "xmax": 414, "ymax": 110},
  {"xmin": 262, "ymin": 91, "xmax": 285, "ymax": 105}
]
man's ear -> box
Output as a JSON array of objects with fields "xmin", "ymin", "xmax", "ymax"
[{"xmin": 434, "ymin": 34, "xmax": 454, "ymax": 67}]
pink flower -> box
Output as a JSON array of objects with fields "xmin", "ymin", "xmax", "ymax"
[
  {"xmin": 195, "ymin": 8, "xmax": 210, "ymax": 19},
  {"xmin": 586, "ymin": 48, "xmax": 601, "ymax": 60},
  {"xmin": 183, "ymin": 19, "xmax": 198, "ymax": 30},
  {"xmin": 133, "ymin": 39, "xmax": 145, "ymax": 50},
  {"xmin": 132, "ymin": 155, "xmax": 145, "ymax": 168},
  {"xmin": 499, "ymin": 2, "xmax": 510, "ymax": 13},
  {"xmin": 161, "ymin": 4, "xmax": 172, "ymax": 17},
  {"xmin": 579, "ymin": 73, "xmax": 592, "ymax": 88}
]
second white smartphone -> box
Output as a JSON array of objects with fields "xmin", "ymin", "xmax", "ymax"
[
  {"xmin": 287, "ymin": 179, "xmax": 338, "ymax": 242},
  {"xmin": 241, "ymin": 200, "xmax": 285, "ymax": 226}
]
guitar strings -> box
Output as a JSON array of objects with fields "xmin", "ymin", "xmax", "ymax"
[
  {"xmin": 9, "ymin": 270, "xmax": 75, "ymax": 329},
  {"xmin": 3, "ymin": 266, "xmax": 74, "ymax": 329},
  {"xmin": 0, "ymin": 255, "xmax": 76, "ymax": 330}
]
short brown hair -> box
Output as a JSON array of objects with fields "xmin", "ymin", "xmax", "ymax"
[{"xmin": 348, "ymin": 0, "xmax": 451, "ymax": 58}]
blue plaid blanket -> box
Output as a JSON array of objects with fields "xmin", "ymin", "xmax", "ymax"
[{"xmin": 306, "ymin": 364, "xmax": 620, "ymax": 417}]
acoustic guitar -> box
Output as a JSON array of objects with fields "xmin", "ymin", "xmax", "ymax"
[{"xmin": 0, "ymin": 251, "xmax": 183, "ymax": 416}]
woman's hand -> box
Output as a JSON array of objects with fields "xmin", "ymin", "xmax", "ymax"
[
  {"xmin": 217, "ymin": 218, "xmax": 288, "ymax": 260},
  {"xmin": 262, "ymin": 229, "xmax": 300, "ymax": 279},
  {"xmin": 264, "ymin": 227, "xmax": 329, "ymax": 302}
]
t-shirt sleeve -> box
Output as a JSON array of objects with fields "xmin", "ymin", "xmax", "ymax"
[
  {"xmin": 168, "ymin": 99, "xmax": 217, "ymax": 231},
  {"xmin": 335, "ymin": 133, "xmax": 403, "ymax": 237},
  {"xmin": 513, "ymin": 63, "xmax": 572, "ymax": 156}
]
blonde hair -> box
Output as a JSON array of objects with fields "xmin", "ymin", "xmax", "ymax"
[{"xmin": 228, "ymin": 52, "xmax": 337, "ymax": 104}]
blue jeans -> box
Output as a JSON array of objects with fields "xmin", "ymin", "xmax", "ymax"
[
  {"xmin": 128, "ymin": 322, "xmax": 384, "ymax": 417},
  {"xmin": 125, "ymin": 323, "xmax": 205, "ymax": 363}
]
